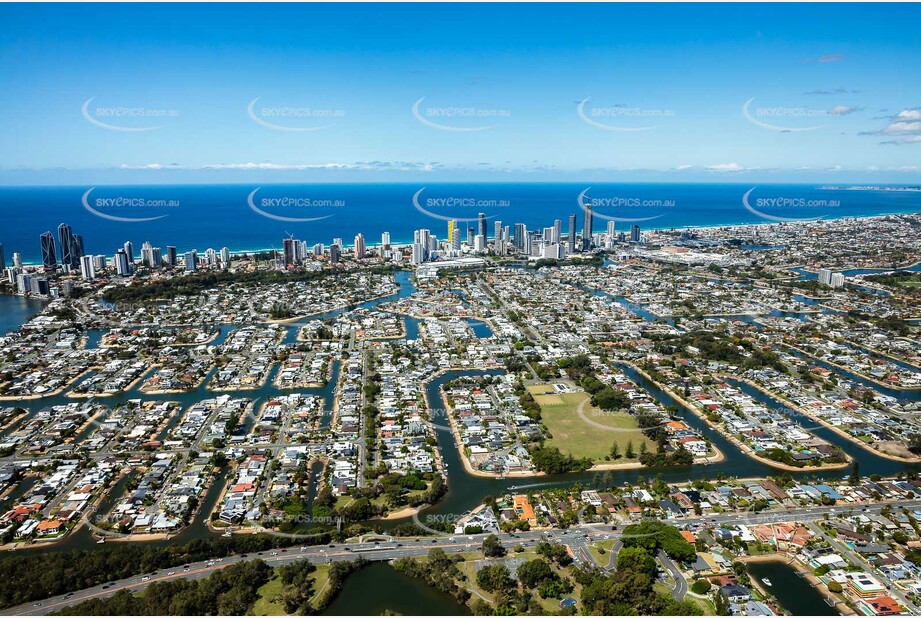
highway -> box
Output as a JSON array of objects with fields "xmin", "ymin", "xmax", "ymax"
[{"xmin": 5, "ymin": 498, "xmax": 921, "ymax": 616}]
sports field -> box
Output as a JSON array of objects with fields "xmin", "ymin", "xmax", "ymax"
[{"xmin": 526, "ymin": 384, "xmax": 654, "ymax": 462}]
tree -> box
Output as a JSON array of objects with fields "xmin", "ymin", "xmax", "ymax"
[
  {"xmin": 691, "ymin": 579, "xmax": 711, "ymax": 594},
  {"xmin": 516, "ymin": 559, "xmax": 555, "ymax": 589},
  {"xmin": 616, "ymin": 547, "xmax": 657, "ymax": 579},
  {"xmin": 476, "ymin": 564, "xmax": 513, "ymax": 593},
  {"xmin": 621, "ymin": 520, "xmax": 696, "ymax": 563},
  {"xmin": 528, "ymin": 445, "xmax": 592, "ymax": 474},
  {"xmin": 713, "ymin": 590, "xmax": 730, "ymax": 616},
  {"xmin": 610, "ymin": 442, "xmax": 621, "ymax": 459},
  {"xmin": 482, "ymin": 534, "xmax": 507, "ymax": 558},
  {"xmin": 625, "ymin": 440, "xmax": 636, "ymax": 459},
  {"xmin": 849, "ymin": 461, "xmax": 860, "ymax": 486}
]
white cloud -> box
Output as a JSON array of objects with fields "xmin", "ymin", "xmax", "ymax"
[
  {"xmin": 861, "ymin": 108, "xmax": 921, "ymax": 144},
  {"xmin": 895, "ymin": 109, "xmax": 921, "ymax": 121},
  {"xmin": 882, "ymin": 135, "xmax": 921, "ymax": 145},
  {"xmin": 828, "ymin": 105, "xmax": 862, "ymax": 116},
  {"xmin": 120, "ymin": 161, "xmax": 442, "ymax": 172},
  {"xmin": 801, "ymin": 54, "xmax": 844, "ymax": 64},
  {"xmin": 706, "ymin": 163, "xmax": 745, "ymax": 172}
]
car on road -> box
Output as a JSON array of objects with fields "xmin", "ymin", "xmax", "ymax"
[{"xmin": 141, "ymin": 576, "xmax": 150, "ymax": 582}]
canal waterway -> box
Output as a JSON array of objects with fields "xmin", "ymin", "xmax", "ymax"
[
  {"xmin": 746, "ymin": 559, "xmax": 839, "ymax": 616},
  {"xmin": 0, "ymin": 295, "xmax": 46, "ymax": 336},
  {"xmin": 322, "ymin": 562, "xmax": 470, "ymax": 616},
  {"xmin": 5, "ymin": 268, "xmax": 921, "ymax": 559}
]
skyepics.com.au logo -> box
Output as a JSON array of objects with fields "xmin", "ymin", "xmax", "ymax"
[
  {"xmin": 577, "ymin": 187, "xmax": 675, "ymax": 224},
  {"xmin": 577, "ymin": 97, "xmax": 675, "ymax": 132},
  {"xmin": 247, "ymin": 97, "xmax": 345, "ymax": 132},
  {"xmin": 412, "ymin": 97, "xmax": 510, "ymax": 132},
  {"xmin": 82, "ymin": 97, "xmax": 179, "ymax": 132},
  {"xmin": 742, "ymin": 187, "xmax": 839, "ymax": 223},
  {"xmin": 82, "ymin": 187, "xmax": 180, "ymax": 222},
  {"xmin": 247, "ymin": 187, "xmax": 344, "ymax": 223},
  {"xmin": 412, "ymin": 187, "xmax": 510, "ymax": 225},
  {"xmin": 742, "ymin": 98, "xmax": 861, "ymax": 132}
]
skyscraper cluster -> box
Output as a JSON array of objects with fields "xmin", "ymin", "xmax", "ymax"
[{"xmin": 3, "ymin": 205, "xmax": 639, "ymax": 300}]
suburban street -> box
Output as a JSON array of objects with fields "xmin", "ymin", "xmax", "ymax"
[{"xmin": 6, "ymin": 498, "xmax": 921, "ymax": 616}]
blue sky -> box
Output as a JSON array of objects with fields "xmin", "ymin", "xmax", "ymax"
[{"xmin": 1, "ymin": 2, "xmax": 919, "ymax": 184}]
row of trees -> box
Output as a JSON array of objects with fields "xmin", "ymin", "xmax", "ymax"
[
  {"xmin": 528, "ymin": 444, "xmax": 593, "ymax": 474},
  {"xmin": 56, "ymin": 560, "xmax": 272, "ymax": 615},
  {"xmin": 0, "ymin": 534, "xmax": 330, "ymax": 609}
]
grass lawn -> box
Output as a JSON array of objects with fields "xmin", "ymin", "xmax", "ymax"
[
  {"xmin": 334, "ymin": 495, "xmax": 354, "ymax": 510},
  {"xmin": 690, "ymin": 594, "xmax": 716, "ymax": 614},
  {"xmin": 454, "ymin": 548, "xmax": 592, "ymax": 614},
  {"xmin": 586, "ymin": 540, "xmax": 616, "ymax": 566},
  {"xmin": 252, "ymin": 576, "xmax": 285, "ymax": 616},
  {"xmin": 252, "ymin": 563, "xmax": 331, "ymax": 616},
  {"xmin": 308, "ymin": 564, "xmax": 331, "ymax": 609},
  {"xmin": 528, "ymin": 387, "xmax": 654, "ymax": 462},
  {"xmin": 458, "ymin": 558, "xmax": 497, "ymax": 604},
  {"xmin": 653, "ymin": 581, "xmax": 672, "ymax": 596}
]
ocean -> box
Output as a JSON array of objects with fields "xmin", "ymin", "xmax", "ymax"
[{"xmin": 1, "ymin": 183, "xmax": 919, "ymax": 264}]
